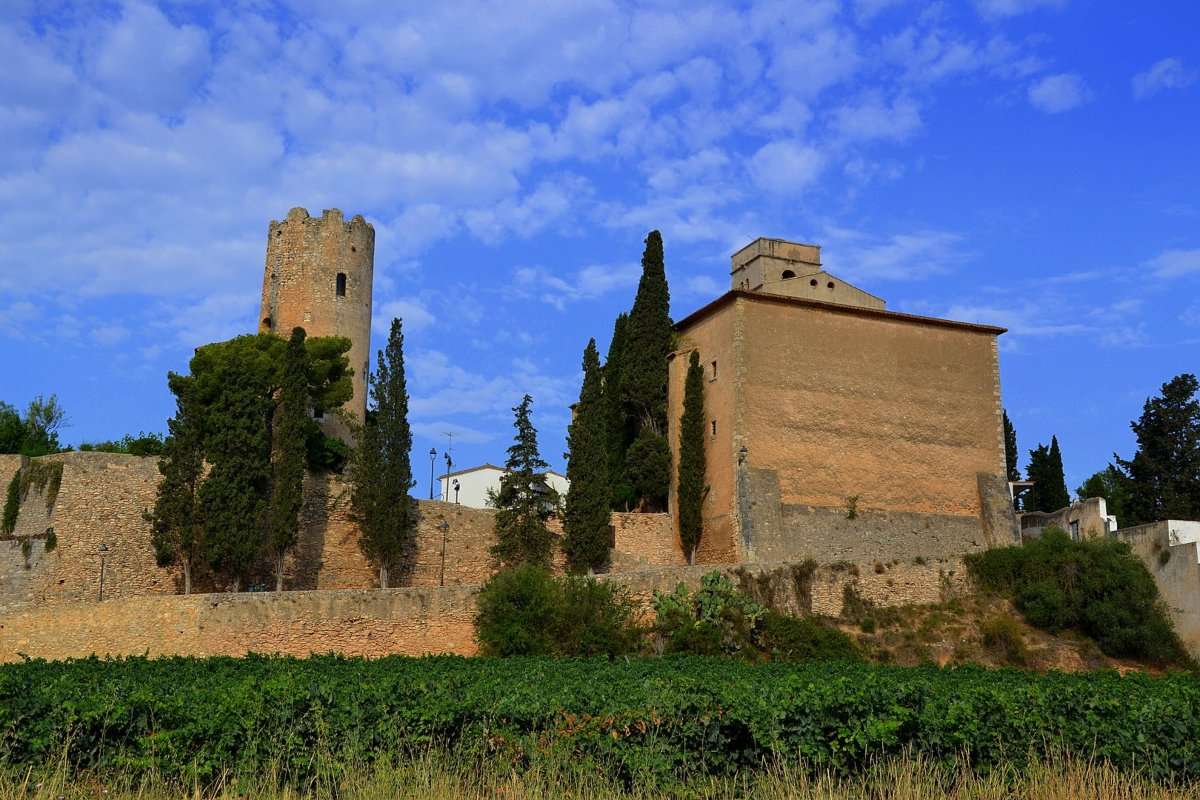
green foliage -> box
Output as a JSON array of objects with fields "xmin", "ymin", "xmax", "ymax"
[
  {"xmin": 760, "ymin": 611, "xmax": 860, "ymax": 662},
  {"xmin": 602, "ymin": 314, "xmax": 636, "ymax": 511},
  {"xmin": 2, "ymin": 655, "xmax": 1200, "ymax": 788},
  {"xmin": 43, "ymin": 526, "xmax": 56, "ymax": 552},
  {"xmin": 980, "ymin": 615, "xmax": 1029, "ymax": 667},
  {"xmin": 1024, "ymin": 436, "xmax": 1070, "ymax": 513},
  {"xmin": 149, "ymin": 379, "xmax": 206, "ymax": 594},
  {"xmin": 966, "ymin": 527, "xmax": 1191, "ymax": 665},
  {"xmin": 1, "ymin": 471, "xmax": 18, "ymax": 537},
  {"xmin": 563, "ymin": 339, "xmax": 612, "ymax": 573},
  {"xmin": 0, "ymin": 402, "xmax": 26, "ymax": 454},
  {"xmin": 19, "ymin": 395, "xmax": 66, "ymax": 457},
  {"xmin": 624, "ymin": 428, "xmax": 670, "ymax": 512},
  {"xmin": 349, "ymin": 319, "xmax": 416, "ymax": 588},
  {"xmin": 676, "ymin": 350, "xmax": 706, "ymax": 563},
  {"xmin": 1077, "ymin": 465, "xmax": 1132, "ymax": 524},
  {"xmin": 491, "ymin": 395, "xmax": 556, "ymax": 568},
  {"xmin": 304, "ymin": 430, "xmax": 350, "ymax": 472},
  {"xmin": 474, "ymin": 566, "xmax": 640, "ymax": 657},
  {"xmin": 1002, "ymin": 410, "xmax": 1020, "ymax": 483},
  {"xmin": 79, "ymin": 433, "xmax": 165, "ymax": 456},
  {"xmin": 266, "ymin": 328, "xmax": 309, "ymax": 590},
  {"xmin": 621, "ymin": 230, "xmax": 672, "ymax": 436},
  {"xmin": 1114, "ymin": 373, "xmax": 1200, "ymax": 526}
]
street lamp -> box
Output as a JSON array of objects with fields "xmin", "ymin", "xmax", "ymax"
[
  {"xmin": 443, "ymin": 452, "xmax": 452, "ymax": 500},
  {"xmin": 98, "ymin": 543, "xmax": 110, "ymax": 602},
  {"xmin": 452, "ymin": 478, "xmax": 460, "ymax": 505},
  {"xmin": 428, "ymin": 448, "xmax": 437, "ymax": 500}
]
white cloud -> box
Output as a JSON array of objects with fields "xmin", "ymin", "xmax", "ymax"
[
  {"xmin": 747, "ymin": 140, "xmax": 825, "ymax": 195},
  {"xmin": 1182, "ymin": 304, "xmax": 1200, "ymax": 327},
  {"xmin": 684, "ymin": 274, "xmax": 725, "ymax": 297},
  {"xmin": 766, "ymin": 27, "xmax": 861, "ymax": 98},
  {"xmin": 823, "ymin": 229, "xmax": 967, "ymax": 281},
  {"xmin": 1132, "ymin": 58, "xmax": 1196, "ymax": 99},
  {"xmin": 1146, "ymin": 248, "xmax": 1200, "ymax": 279},
  {"xmin": 830, "ymin": 93, "xmax": 922, "ymax": 142},
  {"xmin": 941, "ymin": 303, "xmax": 1089, "ymax": 337},
  {"xmin": 1028, "ymin": 72, "xmax": 1091, "ymax": 113},
  {"xmin": 975, "ymin": 0, "xmax": 1067, "ymax": 18},
  {"xmin": 92, "ymin": 2, "xmax": 211, "ymax": 112},
  {"xmin": 91, "ymin": 324, "xmax": 130, "ymax": 346},
  {"xmin": 515, "ymin": 263, "xmax": 642, "ymax": 310},
  {"xmin": 0, "ymin": 301, "xmax": 37, "ymax": 337},
  {"xmin": 374, "ymin": 299, "xmax": 436, "ymax": 334}
]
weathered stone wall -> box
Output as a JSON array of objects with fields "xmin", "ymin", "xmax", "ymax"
[
  {"xmin": 610, "ymin": 512, "xmax": 683, "ymax": 567},
  {"xmin": 0, "ymin": 557, "xmax": 958, "ymax": 663},
  {"xmin": 0, "ymin": 455, "xmax": 20, "ymax": 493},
  {"xmin": 1116, "ymin": 522, "xmax": 1200, "ymax": 658},
  {"xmin": 259, "ymin": 207, "xmax": 374, "ymax": 429}
]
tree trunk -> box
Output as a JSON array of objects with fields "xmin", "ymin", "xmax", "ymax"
[
  {"xmin": 379, "ymin": 563, "xmax": 389, "ymax": 590},
  {"xmin": 275, "ymin": 554, "xmax": 285, "ymax": 592},
  {"xmin": 183, "ymin": 560, "xmax": 192, "ymax": 595},
  {"xmin": 688, "ymin": 546, "xmax": 697, "ymax": 566}
]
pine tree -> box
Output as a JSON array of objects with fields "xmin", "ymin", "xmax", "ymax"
[
  {"xmin": 1003, "ymin": 410, "xmax": 1020, "ymax": 482},
  {"xmin": 677, "ymin": 350, "xmax": 706, "ymax": 564},
  {"xmin": 621, "ymin": 231, "xmax": 672, "ymax": 436},
  {"xmin": 1115, "ymin": 373, "xmax": 1200, "ymax": 526},
  {"xmin": 350, "ymin": 318, "xmax": 417, "ymax": 587},
  {"xmin": 603, "ymin": 313, "xmax": 636, "ymax": 510},
  {"xmin": 491, "ymin": 394, "xmax": 555, "ymax": 567},
  {"xmin": 149, "ymin": 376, "xmax": 206, "ymax": 594},
  {"xmin": 266, "ymin": 327, "xmax": 309, "ymax": 591},
  {"xmin": 563, "ymin": 340, "xmax": 611, "ymax": 573}
]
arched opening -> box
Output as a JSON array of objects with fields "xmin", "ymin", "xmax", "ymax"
[
  {"xmin": 262, "ymin": 316, "xmax": 272, "ymax": 331},
  {"xmin": 827, "ymin": 281, "xmax": 835, "ymax": 289},
  {"xmin": 336, "ymin": 273, "xmax": 347, "ymax": 297},
  {"xmin": 809, "ymin": 278, "xmax": 818, "ymax": 287},
  {"xmin": 781, "ymin": 269, "xmax": 796, "ymax": 279}
]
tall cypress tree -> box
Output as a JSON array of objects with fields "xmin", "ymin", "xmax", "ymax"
[
  {"xmin": 1026, "ymin": 436, "xmax": 1070, "ymax": 513},
  {"xmin": 1115, "ymin": 373, "xmax": 1200, "ymax": 526},
  {"xmin": 491, "ymin": 395, "xmax": 555, "ymax": 567},
  {"xmin": 150, "ymin": 375, "xmax": 205, "ymax": 594},
  {"xmin": 266, "ymin": 327, "xmax": 309, "ymax": 591},
  {"xmin": 1044, "ymin": 436, "xmax": 1070, "ymax": 512},
  {"xmin": 621, "ymin": 230, "xmax": 672, "ymax": 435},
  {"xmin": 677, "ymin": 350, "xmax": 706, "ymax": 564},
  {"xmin": 563, "ymin": 340, "xmax": 611, "ymax": 573},
  {"xmin": 1003, "ymin": 410, "xmax": 1020, "ymax": 482},
  {"xmin": 604, "ymin": 313, "xmax": 635, "ymax": 510},
  {"xmin": 350, "ymin": 318, "xmax": 416, "ymax": 588}
]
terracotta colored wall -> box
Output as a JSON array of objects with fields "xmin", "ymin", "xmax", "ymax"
[
  {"xmin": 0, "ymin": 558, "xmax": 956, "ymax": 663},
  {"xmin": 667, "ymin": 303, "xmax": 740, "ymax": 564}
]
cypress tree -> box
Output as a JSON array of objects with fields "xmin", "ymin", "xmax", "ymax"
[
  {"xmin": 1044, "ymin": 436, "xmax": 1070, "ymax": 512},
  {"xmin": 1025, "ymin": 436, "xmax": 1070, "ymax": 513},
  {"xmin": 625, "ymin": 428, "xmax": 671, "ymax": 512},
  {"xmin": 604, "ymin": 313, "xmax": 636, "ymax": 510},
  {"xmin": 1003, "ymin": 410, "xmax": 1020, "ymax": 482},
  {"xmin": 491, "ymin": 394, "xmax": 555, "ymax": 567},
  {"xmin": 1115, "ymin": 373, "xmax": 1200, "ymax": 525},
  {"xmin": 677, "ymin": 350, "xmax": 706, "ymax": 564},
  {"xmin": 621, "ymin": 230, "xmax": 672, "ymax": 435},
  {"xmin": 149, "ymin": 375, "xmax": 205, "ymax": 594},
  {"xmin": 563, "ymin": 340, "xmax": 611, "ymax": 573},
  {"xmin": 350, "ymin": 318, "xmax": 416, "ymax": 588},
  {"xmin": 266, "ymin": 327, "xmax": 309, "ymax": 591}
]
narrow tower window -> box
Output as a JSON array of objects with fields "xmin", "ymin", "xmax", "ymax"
[
  {"xmin": 711, "ymin": 420, "xmax": 717, "ymax": 436},
  {"xmin": 336, "ymin": 273, "xmax": 347, "ymax": 297}
]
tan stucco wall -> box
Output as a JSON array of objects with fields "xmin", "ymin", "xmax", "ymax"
[
  {"xmin": 0, "ymin": 558, "xmax": 958, "ymax": 663},
  {"xmin": 1117, "ymin": 522, "xmax": 1200, "ymax": 658},
  {"xmin": 739, "ymin": 298, "xmax": 1004, "ymax": 517},
  {"xmin": 668, "ymin": 302, "xmax": 740, "ymax": 564}
]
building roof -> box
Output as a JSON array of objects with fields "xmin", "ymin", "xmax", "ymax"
[
  {"xmin": 438, "ymin": 463, "xmax": 567, "ymax": 480},
  {"xmin": 673, "ymin": 289, "xmax": 1007, "ymax": 336}
]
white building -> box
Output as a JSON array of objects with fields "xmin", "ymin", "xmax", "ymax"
[{"xmin": 438, "ymin": 463, "xmax": 569, "ymax": 509}]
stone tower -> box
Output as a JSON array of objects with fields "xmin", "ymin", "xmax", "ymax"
[{"xmin": 259, "ymin": 207, "xmax": 374, "ymax": 435}]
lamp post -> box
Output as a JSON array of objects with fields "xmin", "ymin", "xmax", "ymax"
[
  {"xmin": 98, "ymin": 543, "xmax": 109, "ymax": 602},
  {"xmin": 452, "ymin": 479, "xmax": 460, "ymax": 505},
  {"xmin": 437, "ymin": 520, "xmax": 450, "ymax": 587},
  {"xmin": 428, "ymin": 447, "xmax": 437, "ymax": 499},
  {"xmin": 443, "ymin": 452, "xmax": 452, "ymax": 501}
]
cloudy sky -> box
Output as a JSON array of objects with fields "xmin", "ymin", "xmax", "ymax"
[{"xmin": 1, "ymin": 0, "xmax": 1197, "ymax": 495}]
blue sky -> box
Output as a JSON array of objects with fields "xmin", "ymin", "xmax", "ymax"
[{"xmin": 1, "ymin": 0, "xmax": 1197, "ymax": 499}]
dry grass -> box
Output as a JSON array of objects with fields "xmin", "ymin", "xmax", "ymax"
[{"xmin": 0, "ymin": 755, "xmax": 1194, "ymax": 800}]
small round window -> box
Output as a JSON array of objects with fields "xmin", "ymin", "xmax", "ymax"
[
  {"xmin": 827, "ymin": 281, "xmax": 835, "ymax": 289},
  {"xmin": 809, "ymin": 278, "xmax": 818, "ymax": 287}
]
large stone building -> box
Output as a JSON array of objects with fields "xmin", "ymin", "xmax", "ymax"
[
  {"xmin": 258, "ymin": 208, "xmax": 374, "ymax": 436},
  {"xmin": 667, "ymin": 237, "xmax": 1018, "ymax": 565}
]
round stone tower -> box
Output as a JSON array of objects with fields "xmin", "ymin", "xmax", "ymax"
[{"xmin": 259, "ymin": 207, "xmax": 374, "ymax": 436}]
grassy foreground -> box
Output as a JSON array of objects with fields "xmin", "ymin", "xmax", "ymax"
[{"xmin": 2, "ymin": 755, "xmax": 1196, "ymax": 799}]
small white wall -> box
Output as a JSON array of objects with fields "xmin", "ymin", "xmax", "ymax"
[
  {"xmin": 440, "ymin": 468, "xmax": 569, "ymax": 509},
  {"xmin": 1168, "ymin": 520, "xmax": 1200, "ymax": 562}
]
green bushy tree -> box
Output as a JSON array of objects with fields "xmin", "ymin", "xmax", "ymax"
[
  {"xmin": 0, "ymin": 402, "xmax": 25, "ymax": 454},
  {"xmin": 1077, "ymin": 465, "xmax": 1132, "ymax": 525},
  {"xmin": 148, "ymin": 379, "xmax": 205, "ymax": 594},
  {"xmin": 80, "ymin": 433, "xmax": 165, "ymax": 456},
  {"xmin": 966, "ymin": 526, "xmax": 1190, "ymax": 665},
  {"xmin": 677, "ymin": 350, "xmax": 706, "ymax": 563},
  {"xmin": 563, "ymin": 339, "xmax": 611, "ymax": 573},
  {"xmin": 266, "ymin": 328, "xmax": 309, "ymax": 591},
  {"xmin": 491, "ymin": 395, "xmax": 556, "ymax": 568},
  {"xmin": 349, "ymin": 318, "xmax": 416, "ymax": 588},
  {"xmin": 1115, "ymin": 373, "xmax": 1200, "ymax": 526}
]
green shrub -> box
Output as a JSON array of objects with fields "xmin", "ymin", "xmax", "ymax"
[
  {"xmin": 980, "ymin": 615, "xmax": 1029, "ymax": 667},
  {"xmin": 760, "ymin": 611, "xmax": 859, "ymax": 662},
  {"xmin": 474, "ymin": 566, "xmax": 640, "ymax": 657},
  {"xmin": 966, "ymin": 527, "xmax": 1190, "ymax": 665},
  {"xmin": 2, "ymin": 656, "xmax": 1200, "ymax": 789}
]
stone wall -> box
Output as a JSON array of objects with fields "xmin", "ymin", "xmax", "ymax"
[
  {"xmin": 0, "ymin": 557, "xmax": 958, "ymax": 663},
  {"xmin": 610, "ymin": 512, "xmax": 684, "ymax": 568},
  {"xmin": 1116, "ymin": 521, "xmax": 1200, "ymax": 658}
]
